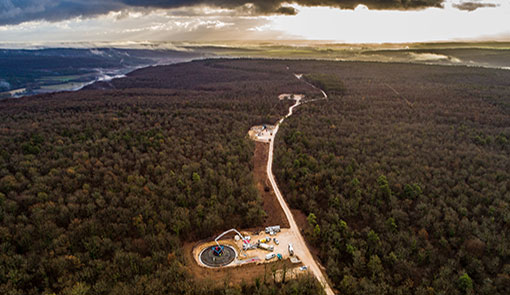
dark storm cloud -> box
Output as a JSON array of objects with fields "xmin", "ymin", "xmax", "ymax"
[
  {"xmin": 275, "ymin": 6, "xmax": 299, "ymax": 15},
  {"xmin": 0, "ymin": 0, "xmax": 126, "ymax": 25},
  {"xmin": 453, "ymin": 2, "xmax": 498, "ymax": 11},
  {"xmin": 0, "ymin": 0, "xmax": 494, "ymax": 26}
]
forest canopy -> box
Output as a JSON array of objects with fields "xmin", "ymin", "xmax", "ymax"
[
  {"xmin": 2, "ymin": 58, "xmax": 509, "ymax": 294},
  {"xmin": 0, "ymin": 59, "xmax": 322, "ymax": 295},
  {"xmin": 273, "ymin": 60, "xmax": 510, "ymax": 294}
]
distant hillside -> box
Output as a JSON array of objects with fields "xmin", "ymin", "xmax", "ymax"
[{"xmin": 0, "ymin": 48, "xmax": 203, "ymax": 98}]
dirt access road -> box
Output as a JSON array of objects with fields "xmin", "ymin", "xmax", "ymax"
[{"xmin": 267, "ymin": 75, "xmax": 335, "ymax": 295}]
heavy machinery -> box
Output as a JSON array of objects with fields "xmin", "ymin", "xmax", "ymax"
[
  {"xmin": 259, "ymin": 237, "xmax": 271, "ymax": 243},
  {"xmin": 259, "ymin": 243, "xmax": 274, "ymax": 251},
  {"xmin": 242, "ymin": 243, "xmax": 258, "ymax": 251},
  {"xmin": 212, "ymin": 245, "xmax": 224, "ymax": 256},
  {"xmin": 214, "ymin": 228, "xmax": 250, "ymax": 256}
]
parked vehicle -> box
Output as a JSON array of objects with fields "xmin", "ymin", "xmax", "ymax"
[
  {"xmin": 277, "ymin": 253, "xmax": 283, "ymax": 260},
  {"xmin": 288, "ymin": 243, "xmax": 294, "ymax": 256},
  {"xmin": 259, "ymin": 243, "xmax": 274, "ymax": 251},
  {"xmin": 242, "ymin": 243, "xmax": 257, "ymax": 251},
  {"xmin": 266, "ymin": 253, "xmax": 276, "ymax": 260},
  {"xmin": 265, "ymin": 225, "xmax": 281, "ymax": 233},
  {"xmin": 274, "ymin": 238, "xmax": 279, "ymax": 245}
]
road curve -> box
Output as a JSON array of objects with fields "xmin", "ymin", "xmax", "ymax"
[{"xmin": 266, "ymin": 77, "xmax": 334, "ymax": 295}]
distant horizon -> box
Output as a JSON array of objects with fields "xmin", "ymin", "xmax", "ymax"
[
  {"xmin": 2, "ymin": 40, "xmax": 510, "ymax": 50},
  {"xmin": 2, "ymin": 40, "xmax": 510, "ymax": 99}
]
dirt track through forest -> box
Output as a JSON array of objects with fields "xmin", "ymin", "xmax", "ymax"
[{"xmin": 267, "ymin": 75, "xmax": 335, "ymax": 295}]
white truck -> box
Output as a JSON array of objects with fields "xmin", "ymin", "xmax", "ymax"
[
  {"xmin": 265, "ymin": 225, "xmax": 281, "ymax": 234},
  {"xmin": 259, "ymin": 243, "xmax": 274, "ymax": 252},
  {"xmin": 265, "ymin": 253, "xmax": 276, "ymax": 260},
  {"xmin": 242, "ymin": 243, "xmax": 257, "ymax": 251},
  {"xmin": 288, "ymin": 243, "xmax": 294, "ymax": 256}
]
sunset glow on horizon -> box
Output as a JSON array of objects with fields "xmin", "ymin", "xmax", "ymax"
[
  {"xmin": 269, "ymin": 1, "xmax": 510, "ymax": 43},
  {"xmin": 0, "ymin": 0, "xmax": 509, "ymax": 44}
]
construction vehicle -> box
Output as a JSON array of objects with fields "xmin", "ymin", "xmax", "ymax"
[
  {"xmin": 288, "ymin": 243, "xmax": 294, "ymax": 256},
  {"xmin": 266, "ymin": 253, "xmax": 276, "ymax": 260},
  {"xmin": 212, "ymin": 245, "xmax": 224, "ymax": 256},
  {"xmin": 259, "ymin": 237, "xmax": 271, "ymax": 243},
  {"xmin": 214, "ymin": 228, "xmax": 249, "ymax": 257},
  {"xmin": 242, "ymin": 243, "xmax": 257, "ymax": 251},
  {"xmin": 259, "ymin": 243, "xmax": 274, "ymax": 252}
]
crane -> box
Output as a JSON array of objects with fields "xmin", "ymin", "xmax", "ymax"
[{"xmin": 214, "ymin": 228, "xmax": 249, "ymax": 257}]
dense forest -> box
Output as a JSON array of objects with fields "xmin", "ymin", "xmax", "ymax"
[
  {"xmin": 0, "ymin": 59, "xmax": 323, "ymax": 294},
  {"xmin": 271, "ymin": 61, "xmax": 510, "ymax": 294},
  {"xmin": 3, "ymin": 58, "xmax": 509, "ymax": 295}
]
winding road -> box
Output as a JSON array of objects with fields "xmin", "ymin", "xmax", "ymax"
[{"xmin": 266, "ymin": 75, "xmax": 334, "ymax": 295}]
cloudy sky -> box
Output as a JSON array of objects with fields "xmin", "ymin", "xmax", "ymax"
[{"xmin": 0, "ymin": 0, "xmax": 509, "ymax": 43}]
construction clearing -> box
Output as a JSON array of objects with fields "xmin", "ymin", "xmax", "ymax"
[
  {"xmin": 199, "ymin": 244, "xmax": 237, "ymax": 267},
  {"xmin": 248, "ymin": 124, "xmax": 275, "ymax": 143},
  {"xmin": 248, "ymin": 93, "xmax": 305, "ymax": 143},
  {"xmin": 194, "ymin": 227, "xmax": 302, "ymax": 269},
  {"xmin": 278, "ymin": 93, "xmax": 304, "ymax": 101}
]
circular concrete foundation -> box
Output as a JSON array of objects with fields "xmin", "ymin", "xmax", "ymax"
[{"xmin": 199, "ymin": 245, "xmax": 236, "ymax": 267}]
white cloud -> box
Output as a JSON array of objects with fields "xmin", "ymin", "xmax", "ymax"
[
  {"xmin": 0, "ymin": 3, "xmax": 509, "ymax": 43},
  {"xmin": 269, "ymin": 2, "xmax": 510, "ymax": 42}
]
